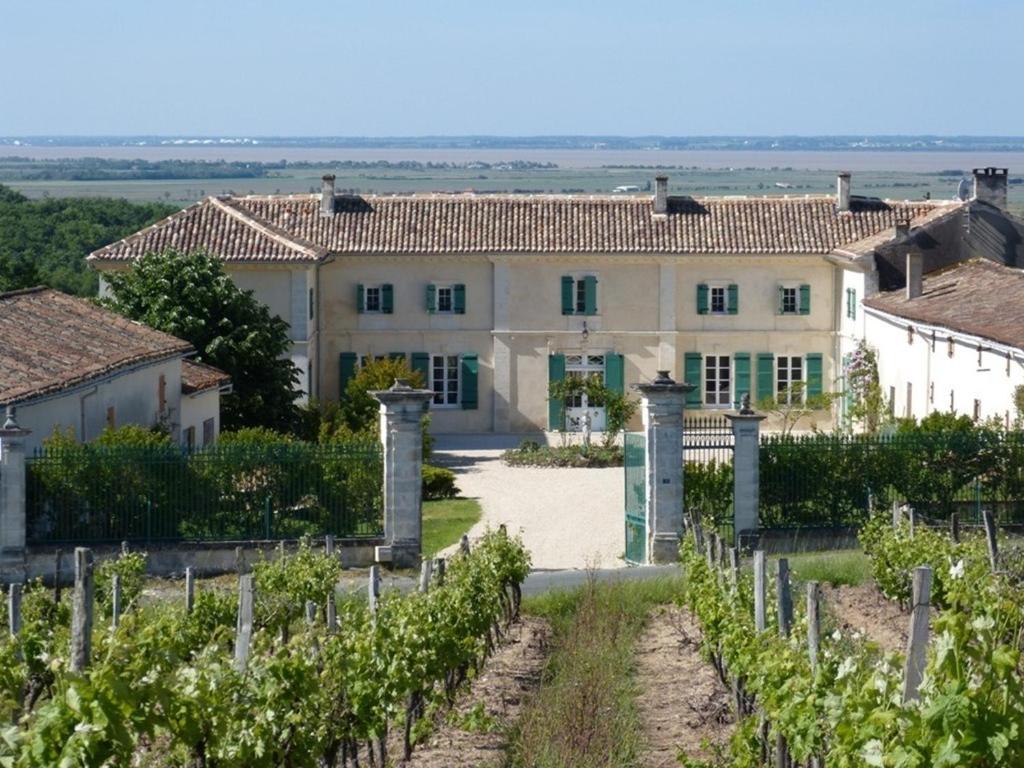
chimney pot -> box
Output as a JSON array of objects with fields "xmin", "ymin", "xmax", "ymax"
[
  {"xmin": 906, "ymin": 252, "xmax": 923, "ymax": 300},
  {"xmin": 653, "ymin": 175, "xmax": 668, "ymax": 215},
  {"xmin": 836, "ymin": 171, "xmax": 851, "ymax": 212},
  {"xmin": 320, "ymin": 174, "xmax": 336, "ymax": 217},
  {"xmin": 972, "ymin": 167, "xmax": 1008, "ymax": 209},
  {"xmin": 895, "ymin": 218, "xmax": 911, "ymax": 239}
]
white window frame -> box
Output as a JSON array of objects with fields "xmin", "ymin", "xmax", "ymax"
[
  {"xmin": 435, "ymin": 284, "xmax": 455, "ymax": 314},
  {"xmin": 564, "ymin": 353, "xmax": 605, "ymax": 408},
  {"xmin": 779, "ymin": 284, "xmax": 800, "ymax": 315},
  {"xmin": 363, "ymin": 284, "xmax": 383, "ymax": 314},
  {"xmin": 776, "ymin": 355, "xmax": 804, "ymax": 404},
  {"xmin": 709, "ymin": 285, "xmax": 727, "ymax": 315},
  {"xmin": 704, "ymin": 355, "xmax": 731, "ymax": 407},
  {"xmin": 430, "ymin": 353, "xmax": 461, "ymax": 408}
]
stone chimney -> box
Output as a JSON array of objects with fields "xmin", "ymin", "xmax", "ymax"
[
  {"xmin": 836, "ymin": 171, "xmax": 851, "ymax": 212},
  {"xmin": 906, "ymin": 252, "xmax": 923, "ymax": 300},
  {"xmin": 653, "ymin": 175, "xmax": 669, "ymax": 215},
  {"xmin": 320, "ymin": 174, "xmax": 336, "ymax": 217},
  {"xmin": 973, "ymin": 167, "xmax": 1008, "ymax": 209},
  {"xmin": 895, "ymin": 218, "xmax": 911, "ymax": 239}
]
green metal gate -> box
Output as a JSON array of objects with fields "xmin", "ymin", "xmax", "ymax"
[{"xmin": 624, "ymin": 432, "xmax": 647, "ymax": 564}]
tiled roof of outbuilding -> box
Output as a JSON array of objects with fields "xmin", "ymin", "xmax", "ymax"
[
  {"xmin": 181, "ymin": 360, "xmax": 231, "ymax": 395},
  {"xmin": 863, "ymin": 259, "xmax": 1024, "ymax": 349},
  {"xmin": 0, "ymin": 287, "xmax": 193, "ymax": 406},
  {"xmin": 88, "ymin": 193, "xmax": 963, "ymax": 261}
]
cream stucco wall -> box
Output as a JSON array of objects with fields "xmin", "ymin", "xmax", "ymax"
[
  {"xmin": 180, "ymin": 388, "xmax": 223, "ymax": 447},
  {"xmin": 865, "ymin": 308, "xmax": 1024, "ymax": 426}
]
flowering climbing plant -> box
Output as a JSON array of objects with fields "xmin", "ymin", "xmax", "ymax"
[{"xmin": 843, "ymin": 339, "xmax": 888, "ymax": 433}]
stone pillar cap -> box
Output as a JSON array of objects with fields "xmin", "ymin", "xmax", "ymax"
[
  {"xmin": 0, "ymin": 405, "xmax": 29, "ymax": 435},
  {"xmin": 633, "ymin": 370, "xmax": 695, "ymax": 396},
  {"xmin": 370, "ymin": 378, "xmax": 434, "ymax": 405}
]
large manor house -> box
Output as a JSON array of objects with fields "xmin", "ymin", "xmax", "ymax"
[{"xmin": 89, "ymin": 168, "xmax": 1024, "ymax": 434}]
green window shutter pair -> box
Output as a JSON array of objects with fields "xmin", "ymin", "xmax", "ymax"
[
  {"xmin": 460, "ymin": 354, "xmax": 478, "ymax": 409},
  {"xmin": 806, "ymin": 353, "xmax": 823, "ymax": 399},
  {"xmin": 799, "ymin": 284, "xmax": 811, "ymax": 315},
  {"xmin": 696, "ymin": 283, "xmax": 709, "ymax": 314},
  {"xmin": 604, "ymin": 353, "xmax": 624, "ymax": 395},
  {"xmin": 410, "ymin": 352, "xmax": 430, "ymax": 387},
  {"xmin": 560, "ymin": 276, "xmax": 575, "ymax": 315},
  {"xmin": 683, "ymin": 352, "xmax": 702, "ymax": 408},
  {"xmin": 727, "ymin": 284, "xmax": 739, "ymax": 315},
  {"xmin": 356, "ymin": 284, "xmax": 365, "ymax": 314},
  {"xmin": 548, "ymin": 354, "xmax": 566, "ymax": 428},
  {"xmin": 339, "ymin": 352, "xmax": 358, "ymax": 399},
  {"xmin": 756, "ymin": 353, "xmax": 775, "ymax": 404},
  {"xmin": 733, "ymin": 353, "xmax": 751, "ymax": 409},
  {"xmin": 426, "ymin": 284, "xmax": 437, "ymax": 314},
  {"xmin": 453, "ymin": 283, "xmax": 466, "ymax": 315}
]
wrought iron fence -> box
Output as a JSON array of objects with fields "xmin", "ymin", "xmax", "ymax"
[
  {"xmin": 683, "ymin": 414, "xmax": 735, "ymax": 465},
  {"xmin": 26, "ymin": 441, "xmax": 384, "ymax": 544},
  {"xmin": 759, "ymin": 430, "xmax": 1024, "ymax": 529}
]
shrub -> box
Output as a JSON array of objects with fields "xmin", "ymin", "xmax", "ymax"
[
  {"xmin": 502, "ymin": 444, "xmax": 623, "ymax": 468},
  {"xmin": 95, "ymin": 550, "xmax": 148, "ymax": 618},
  {"xmin": 422, "ymin": 464, "xmax": 459, "ymax": 500},
  {"xmin": 517, "ymin": 439, "xmax": 541, "ymax": 453}
]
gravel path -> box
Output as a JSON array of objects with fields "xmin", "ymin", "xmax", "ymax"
[{"xmin": 434, "ymin": 445, "xmax": 626, "ymax": 570}]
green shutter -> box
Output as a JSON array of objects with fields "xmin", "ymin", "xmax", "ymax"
[
  {"xmin": 561, "ymin": 276, "xmax": 574, "ymax": 315},
  {"xmin": 806, "ymin": 353, "xmax": 823, "ymax": 399},
  {"xmin": 454, "ymin": 283, "xmax": 466, "ymax": 315},
  {"xmin": 756, "ymin": 353, "xmax": 775, "ymax": 405},
  {"xmin": 426, "ymin": 284, "xmax": 436, "ymax": 314},
  {"xmin": 684, "ymin": 352, "xmax": 702, "ymax": 408},
  {"xmin": 339, "ymin": 352, "xmax": 357, "ymax": 399},
  {"xmin": 583, "ymin": 275, "xmax": 598, "ymax": 315},
  {"xmin": 605, "ymin": 353, "xmax": 624, "ymax": 395},
  {"xmin": 381, "ymin": 283, "xmax": 394, "ymax": 314},
  {"xmin": 727, "ymin": 283, "xmax": 739, "ymax": 315},
  {"xmin": 697, "ymin": 283, "xmax": 709, "ymax": 315},
  {"xmin": 799, "ymin": 284, "xmax": 811, "ymax": 315},
  {"xmin": 460, "ymin": 354, "xmax": 478, "ymax": 409},
  {"xmin": 548, "ymin": 354, "xmax": 566, "ymax": 429},
  {"xmin": 411, "ymin": 352, "xmax": 430, "ymax": 388},
  {"xmin": 733, "ymin": 353, "xmax": 751, "ymax": 409},
  {"xmin": 777, "ymin": 285, "xmax": 785, "ymax": 314},
  {"xmin": 356, "ymin": 284, "xmax": 365, "ymax": 314}
]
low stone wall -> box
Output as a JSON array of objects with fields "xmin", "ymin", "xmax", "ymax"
[
  {"xmin": 25, "ymin": 537, "xmax": 384, "ymax": 584},
  {"xmin": 738, "ymin": 526, "xmax": 861, "ymax": 554}
]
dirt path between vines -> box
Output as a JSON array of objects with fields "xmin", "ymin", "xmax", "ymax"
[
  {"xmin": 634, "ymin": 605, "xmax": 734, "ymax": 767},
  {"xmin": 822, "ymin": 584, "xmax": 909, "ymax": 654},
  {"xmin": 402, "ymin": 616, "xmax": 550, "ymax": 768}
]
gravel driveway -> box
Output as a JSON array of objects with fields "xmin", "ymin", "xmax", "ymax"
[{"xmin": 433, "ymin": 439, "xmax": 627, "ymax": 570}]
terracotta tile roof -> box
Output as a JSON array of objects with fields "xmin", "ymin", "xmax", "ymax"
[
  {"xmin": 181, "ymin": 359, "xmax": 231, "ymax": 395},
  {"xmin": 830, "ymin": 203, "xmax": 966, "ymax": 260},
  {"xmin": 0, "ymin": 288, "xmax": 193, "ymax": 406},
  {"xmin": 88, "ymin": 193, "xmax": 962, "ymax": 261},
  {"xmin": 863, "ymin": 259, "xmax": 1024, "ymax": 349}
]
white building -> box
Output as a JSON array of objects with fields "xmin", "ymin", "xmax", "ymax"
[{"xmin": 0, "ymin": 287, "xmax": 230, "ymax": 452}]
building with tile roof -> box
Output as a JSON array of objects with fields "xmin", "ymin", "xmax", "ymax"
[
  {"xmin": 89, "ymin": 170, "xmax": 1023, "ymax": 434},
  {"xmin": 0, "ymin": 287, "xmax": 229, "ymax": 451}
]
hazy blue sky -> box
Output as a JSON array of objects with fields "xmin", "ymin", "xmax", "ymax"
[{"xmin": 1, "ymin": 0, "xmax": 1019, "ymax": 136}]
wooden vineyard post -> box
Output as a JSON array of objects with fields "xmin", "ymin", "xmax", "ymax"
[
  {"xmin": 70, "ymin": 547, "xmax": 94, "ymax": 673},
  {"xmin": 7, "ymin": 583, "xmax": 21, "ymax": 638},
  {"xmin": 185, "ymin": 567, "xmax": 195, "ymax": 614},
  {"xmin": 901, "ymin": 566, "xmax": 932, "ymax": 703},
  {"xmin": 111, "ymin": 573, "xmax": 122, "ymax": 629},
  {"xmin": 326, "ymin": 592, "xmax": 338, "ymax": 634},
  {"xmin": 776, "ymin": 558, "xmax": 793, "ymax": 637},
  {"xmin": 908, "ymin": 506, "xmax": 916, "ymax": 539},
  {"xmin": 950, "ymin": 512, "xmax": 960, "ymax": 544},
  {"xmin": 368, "ymin": 564, "xmax": 381, "ymax": 620},
  {"xmin": 434, "ymin": 557, "xmax": 446, "ymax": 587},
  {"xmin": 305, "ymin": 601, "xmax": 317, "ymax": 625},
  {"xmin": 728, "ymin": 547, "xmax": 740, "ymax": 590},
  {"xmin": 234, "ymin": 574, "xmax": 254, "ymax": 673},
  {"xmin": 983, "ymin": 510, "xmax": 999, "ymax": 571},
  {"xmin": 234, "ymin": 546, "xmax": 244, "ymax": 575},
  {"xmin": 891, "ymin": 499, "xmax": 901, "ymax": 529},
  {"xmin": 460, "ymin": 535, "xmax": 470, "ymax": 556},
  {"xmin": 807, "ymin": 581, "xmax": 821, "ymax": 673},
  {"xmin": 753, "ymin": 550, "xmax": 767, "ymax": 633},
  {"xmin": 418, "ymin": 559, "xmax": 433, "ymax": 593},
  {"xmin": 53, "ymin": 548, "xmax": 62, "ymax": 604},
  {"xmin": 325, "ymin": 534, "xmax": 335, "ymax": 557},
  {"xmin": 711, "ymin": 533, "xmax": 721, "ymax": 569},
  {"xmin": 705, "ymin": 537, "xmax": 715, "ymax": 569}
]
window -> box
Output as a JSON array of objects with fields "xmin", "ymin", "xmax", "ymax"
[
  {"xmin": 776, "ymin": 356, "xmax": 803, "ymax": 404},
  {"xmin": 846, "ymin": 288, "xmax": 857, "ymax": 320},
  {"xmin": 781, "ymin": 287, "xmax": 798, "ymax": 314},
  {"xmin": 704, "ymin": 355, "xmax": 731, "ymax": 407},
  {"xmin": 974, "ymin": 399, "xmax": 982, "ymax": 421},
  {"xmin": 778, "ymin": 284, "xmax": 810, "ymax": 315},
  {"xmin": 184, "ymin": 426, "xmax": 196, "ymax": 450},
  {"xmin": 431, "ymin": 355, "xmax": 460, "ymax": 407},
  {"xmin": 575, "ymin": 280, "xmax": 587, "ymax": 314},
  {"xmin": 563, "ymin": 275, "xmax": 598, "ymax": 315},
  {"xmin": 358, "ymin": 283, "xmax": 393, "ymax": 314},
  {"xmin": 710, "ymin": 287, "xmax": 726, "ymax": 314},
  {"xmin": 203, "ymin": 418, "xmax": 215, "ymax": 446},
  {"xmin": 437, "ymin": 286, "xmax": 454, "ymax": 313},
  {"xmin": 365, "ymin": 286, "xmax": 382, "ymax": 313}
]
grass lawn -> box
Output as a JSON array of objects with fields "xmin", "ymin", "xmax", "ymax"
[
  {"xmin": 785, "ymin": 549, "xmax": 872, "ymax": 587},
  {"xmin": 421, "ymin": 497, "xmax": 483, "ymax": 556}
]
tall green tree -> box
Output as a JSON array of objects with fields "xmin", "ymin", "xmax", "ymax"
[{"xmin": 102, "ymin": 249, "xmax": 300, "ymax": 432}]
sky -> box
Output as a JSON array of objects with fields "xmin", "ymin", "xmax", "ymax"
[{"xmin": 1, "ymin": 0, "xmax": 1020, "ymax": 136}]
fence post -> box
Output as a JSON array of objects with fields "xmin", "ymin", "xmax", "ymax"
[
  {"xmin": 435, "ymin": 557, "xmax": 446, "ymax": 587},
  {"xmin": 0, "ymin": 406, "xmax": 30, "ymax": 583},
  {"xmin": 982, "ymin": 510, "xmax": 999, "ymax": 571},
  {"xmin": 326, "ymin": 592, "xmax": 338, "ymax": 634},
  {"xmin": 418, "ymin": 559, "xmax": 433, "ymax": 593},
  {"xmin": 368, "ymin": 564, "xmax": 380, "ymax": 620},
  {"xmin": 234, "ymin": 574, "xmax": 254, "ymax": 673},
  {"xmin": 185, "ymin": 567, "xmax": 195, "ymax": 614},
  {"xmin": 70, "ymin": 547, "xmax": 93, "ymax": 673},
  {"xmin": 111, "ymin": 573, "xmax": 122, "ymax": 629},
  {"xmin": 726, "ymin": 399, "xmax": 766, "ymax": 552},
  {"xmin": 753, "ymin": 550, "xmax": 767, "ymax": 633},
  {"xmin": 776, "ymin": 558, "xmax": 793, "ymax": 637},
  {"xmin": 8, "ymin": 583, "xmax": 21, "ymax": 638},
  {"xmin": 460, "ymin": 534, "xmax": 470, "ymax": 556},
  {"xmin": 950, "ymin": 512, "xmax": 960, "ymax": 544},
  {"xmin": 807, "ymin": 581, "xmax": 821, "ymax": 673},
  {"xmin": 324, "ymin": 534, "xmax": 335, "ymax": 557},
  {"xmin": 371, "ymin": 380, "xmax": 433, "ymax": 569},
  {"xmin": 634, "ymin": 371, "xmax": 693, "ymax": 564},
  {"xmin": 53, "ymin": 549, "xmax": 62, "ymax": 604},
  {"xmin": 902, "ymin": 566, "xmax": 932, "ymax": 703},
  {"xmin": 728, "ymin": 547, "xmax": 740, "ymax": 589}
]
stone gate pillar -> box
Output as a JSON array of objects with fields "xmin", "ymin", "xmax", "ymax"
[
  {"xmin": 371, "ymin": 380, "xmax": 433, "ymax": 569},
  {"xmin": 0, "ymin": 406, "xmax": 30, "ymax": 583},
  {"xmin": 635, "ymin": 371, "xmax": 694, "ymax": 564},
  {"xmin": 726, "ymin": 395, "xmax": 765, "ymax": 551}
]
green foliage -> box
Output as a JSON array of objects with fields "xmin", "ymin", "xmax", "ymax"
[
  {"xmin": 757, "ymin": 381, "xmax": 836, "ymax": 435},
  {"xmin": 684, "ymin": 460, "xmax": 734, "ymax": 529},
  {"xmin": 1015, "ymin": 385, "xmax": 1024, "ymax": 425},
  {"xmin": 422, "ymin": 464, "xmax": 459, "ymax": 500},
  {"xmin": 843, "ymin": 339, "xmax": 890, "ymax": 433},
  {"xmin": 252, "ymin": 540, "xmax": 341, "ymax": 633},
  {"xmin": 502, "ymin": 443, "xmax": 623, "ymax": 467},
  {"xmin": 0, "ymin": 185, "xmax": 176, "ymax": 295},
  {"xmin": 95, "ymin": 551, "xmax": 148, "ymax": 618},
  {"xmin": 101, "ymin": 248, "xmax": 300, "ymax": 432},
  {"xmin": 336, "ymin": 356, "xmax": 425, "ymax": 436},
  {"xmin": 548, "ymin": 376, "xmax": 637, "ymax": 447}
]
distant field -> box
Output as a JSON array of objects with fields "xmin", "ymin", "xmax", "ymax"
[{"xmin": 4, "ymin": 158, "xmax": 1023, "ymax": 216}]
